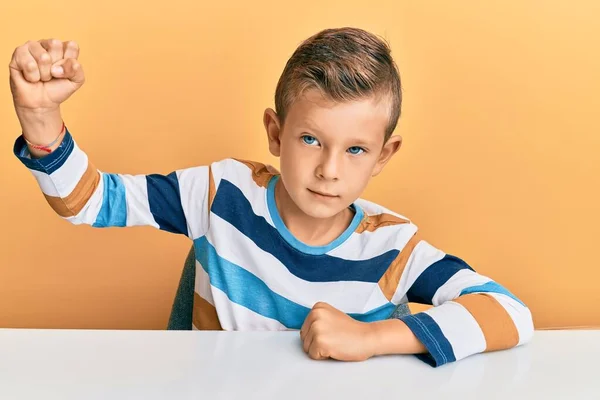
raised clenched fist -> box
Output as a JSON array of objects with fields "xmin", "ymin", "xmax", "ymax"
[{"xmin": 9, "ymin": 39, "xmax": 84, "ymax": 112}]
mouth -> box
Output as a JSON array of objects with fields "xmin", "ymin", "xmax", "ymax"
[{"xmin": 308, "ymin": 189, "xmax": 339, "ymax": 198}]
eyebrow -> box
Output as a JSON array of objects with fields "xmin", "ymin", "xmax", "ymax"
[
  {"xmin": 300, "ymin": 120, "xmax": 324, "ymax": 135},
  {"xmin": 300, "ymin": 120, "xmax": 379, "ymax": 147},
  {"xmin": 346, "ymin": 138, "xmax": 376, "ymax": 147},
  {"xmin": 302, "ymin": 130, "xmax": 376, "ymax": 147}
]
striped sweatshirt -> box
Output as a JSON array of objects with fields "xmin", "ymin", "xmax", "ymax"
[{"xmin": 13, "ymin": 128, "xmax": 534, "ymax": 367}]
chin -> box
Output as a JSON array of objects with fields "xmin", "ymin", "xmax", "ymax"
[{"xmin": 296, "ymin": 200, "xmax": 344, "ymax": 220}]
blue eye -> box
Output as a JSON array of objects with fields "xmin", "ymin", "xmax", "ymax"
[
  {"xmin": 302, "ymin": 135, "xmax": 320, "ymax": 146},
  {"xmin": 347, "ymin": 146, "xmax": 365, "ymax": 155}
]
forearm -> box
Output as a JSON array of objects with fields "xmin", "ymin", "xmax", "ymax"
[
  {"xmin": 12, "ymin": 121, "xmax": 209, "ymax": 236},
  {"xmin": 368, "ymin": 318, "xmax": 427, "ymax": 356},
  {"xmin": 16, "ymin": 107, "xmax": 65, "ymax": 158}
]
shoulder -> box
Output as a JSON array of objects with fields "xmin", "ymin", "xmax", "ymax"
[
  {"xmin": 209, "ymin": 158, "xmax": 279, "ymax": 188},
  {"xmin": 354, "ymin": 197, "xmax": 415, "ymax": 232},
  {"xmin": 352, "ymin": 197, "xmax": 419, "ymax": 251}
]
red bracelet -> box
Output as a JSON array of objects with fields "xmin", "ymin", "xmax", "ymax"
[{"xmin": 23, "ymin": 121, "xmax": 66, "ymax": 153}]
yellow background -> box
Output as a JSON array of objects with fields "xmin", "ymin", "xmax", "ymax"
[{"xmin": 1, "ymin": 1, "xmax": 598, "ymax": 330}]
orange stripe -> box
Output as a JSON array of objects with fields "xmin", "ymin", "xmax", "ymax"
[
  {"xmin": 208, "ymin": 166, "xmax": 216, "ymax": 210},
  {"xmin": 233, "ymin": 159, "xmax": 278, "ymax": 188},
  {"xmin": 44, "ymin": 161, "xmax": 100, "ymax": 217},
  {"xmin": 454, "ymin": 293, "xmax": 519, "ymax": 352},
  {"xmin": 378, "ymin": 232, "xmax": 422, "ymax": 301},
  {"xmin": 193, "ymin": 292, "xmax": 223, "ymax": 330},
  {"xmin": 355, "ymin": 213, "xmax": 410, "ymax": 233}
]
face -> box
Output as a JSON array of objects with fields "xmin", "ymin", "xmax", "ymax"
[{"xmin": 264, "ymin": 89, "xmax": 402, "ymax": 219}]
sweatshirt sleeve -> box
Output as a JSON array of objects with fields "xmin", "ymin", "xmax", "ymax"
[
  {"xmin": 13, "ymin": 127, "xmax": 215, "ymax": 240},
  {"xmin": 389, "ymin": 232, "xmax": 534, "ymax": 367}
]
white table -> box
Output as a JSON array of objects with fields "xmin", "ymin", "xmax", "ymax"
[{"xmin": 0, "ymin": 329, "xmax": 598, "ymax": 399}]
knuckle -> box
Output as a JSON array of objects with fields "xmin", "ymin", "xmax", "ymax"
[
  {"xmin": 311, "ymin": 320, "xmax": 324, "ymax": 333},
  {"xmin": 26, "ymin": 61, "xmax": 37, "ymax": 71},
  {"xmin": 40, "ymin": 52, "xmax": 51, "ymax": 63},
  {"xmin": 66, "ymin": 40, "xmax": 79, "ymax": 50},
  {"xmin": 14, "ymin": 45, "xmax": 26, "ymax": 57},
  {"xmin": 308, "ymin": 346, "xmax": 322, "ymax": 358},
  {"xmin": 49, "ymin": 38, "xmax": 62, "ymax": 48}
]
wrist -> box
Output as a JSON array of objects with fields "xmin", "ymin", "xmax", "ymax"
[
  {"xmin": 367, "ymin": 319, "xmax": 427, "ymax": 357},
  {"xmin": 16, "ymin": 107, "xmax": 62, "ymax": 137},
  {"xmin": 16, "ymin": 107, "xmax": 64, "ymax": 155},
  {"xmin": 364, "ymin": 322, "xmax": 382, "ymax": 358}
]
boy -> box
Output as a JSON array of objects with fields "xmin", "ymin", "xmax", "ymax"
[{"xmin": 9, "ymin": 27, "xmax": 533, "ymax": 367}]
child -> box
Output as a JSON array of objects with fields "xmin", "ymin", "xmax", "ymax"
[{"xmin": 9, "ymin": 27, "xmax": 533, "ymax": 367}]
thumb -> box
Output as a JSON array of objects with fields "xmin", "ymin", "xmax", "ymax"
[{"xmin": 51, "ymin": 58, "xmax": 85, "ymax": 85}]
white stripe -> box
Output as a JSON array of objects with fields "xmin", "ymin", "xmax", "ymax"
[
  {"xmin": 363, "ymin": 286, "xmax": 392, "ymax": 313},
  {"xmin": 327, "ymin": 223, "xmax": 417, "ymax": 261},
  {"xmin": 211, "ymin": 285, "xmax": 288, "ymax": 331},
  {"xmin": 354, "ymin": 198, "xmax": 412, "ymax": 222},
  {"xmin": 194, "ymin": 258, "xmax": 287, "ymax": 331},
  {"xmin": 432, "ymin": 269, "xmax": 493, "ymax": 306},
  {"xmin": 216, "ymin": 159, "xmax": 275, "ymax": 227},
  {"xmin": 121, "ymin": 174, "xmax": 159, "ymax": 228},
  {"xmin": 30, "ymin": 168, "xmax": 59, "ymax": 197},
  {"xmin": 425, "ymin": 301, "xmax": 487, "ymax": 361},
  {"xmin": 485, "ymin": 292, "xmax": 534, "ymax": 346},
  {"xmin": 393, "ymin": 240, "xmax": 446, "ymax": 304},
  {"xmin": 205, "ymin": 215, "xmax": 386, "ymax": 313},
  {"xmin": 208, "ymin": 160, "xmax": 226, "ymax": 191},
  {"xmin": 30, "ymin": 143, "xmax": 88, "ymax": 197},
  {"xmin": 396, "ymin": 293, "xmax": 409, "ymax": 306},
  {"xmin": 194, "ymin": 259, "xmax": 215, "ymax": 306},
  {"xmin": 49, "ymin": 142, "xmax": 89, "ymax": 197},
  {"xmin": 65, "ymin": 170, "xmax": 105, "ymax": 225},
  {"xmin": 177, "ymin": 166, "xmax": 210, "ymax": 239}
]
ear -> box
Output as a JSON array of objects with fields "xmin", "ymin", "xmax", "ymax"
[
  {"xmin": 371, "ymin": 135, "xmax": 402, "ymax": 177},
  {"xmin": 263, "ymin": 108, "xmax": 282, "ymax": 157}
]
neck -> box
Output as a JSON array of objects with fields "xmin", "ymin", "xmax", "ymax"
[{"xmin": 274, "ymin": 178, "xmax": 354, "ymax": 247}]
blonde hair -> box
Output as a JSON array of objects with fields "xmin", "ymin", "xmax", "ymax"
[{"xmin": 275, "ymin": 27, "xmax": 402, "ymax": 140}]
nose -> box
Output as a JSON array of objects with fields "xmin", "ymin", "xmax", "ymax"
[{"xmin": 315, "ymin": 150, "xmax": 340, "ymax": 181}]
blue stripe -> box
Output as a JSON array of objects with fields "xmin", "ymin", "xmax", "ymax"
[
  {"xmin": 146, "ymin": 172, "xmax": 188, "ymax": 235},
  {"xmin": 194, "ymin": 236, "xmax": 396, "ymax": 329},
  {"xmin": 400, "ymin": 313, "xmax": 456, "ymax": 367},
  {"xmin": 93, "ymin": 173, "xmax": 127, "ymax": 227},
  {"xmin": 13, "ymin": 129, "xmax": 75, "ymax": 174},
  {"xmin": 267, "ymin": 175, "xmax": 365, "ymax": 255},
  {"xmin": 211, "ymin": 179, "xmax": 398, "ymax": 283},
  {"xmin": 460, "ymin": 282, "xmax": 526, "ymax": 307},
  {"xmin": 407, "ymin": 255, "xmax": 474, "ymax": 304}
]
